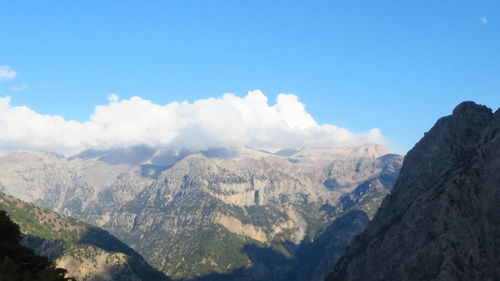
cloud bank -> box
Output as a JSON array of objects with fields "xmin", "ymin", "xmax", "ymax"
[{"xmin": 0, "ymin": 90, "xmax": 385, "ymax": 155}]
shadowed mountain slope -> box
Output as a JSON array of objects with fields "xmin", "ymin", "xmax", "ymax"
[
  {"xmin": 0, "ymin": 210, "xmax": 73, "ymax": 281},
  {"xmin": 327, "ymin": 102, "xmax": 500, "ymax": 281},
  {"xmin": 0, "ymin": 192, "xmax": 169, "ymax": 281}
]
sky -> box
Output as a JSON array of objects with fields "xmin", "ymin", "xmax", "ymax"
[{"xmin": 0, "ymin": 0, "xmax": 499, "ymax": 155}]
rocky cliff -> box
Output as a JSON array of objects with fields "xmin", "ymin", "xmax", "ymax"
[
  {"xmin": 326, "ymin": 102, "xmax": 500, "ymax": 281},
  {"xmin": 0, "ymin": 144, "xmax": 402, "ymax": 280}
]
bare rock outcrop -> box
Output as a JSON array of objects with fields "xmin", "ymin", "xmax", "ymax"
[
  {"xmin": 327, "ymin": 102, "xmax": 500, "ymax": 281},
  {"xmin": 0, "ymin": 144, "xmax": 402, "ymax": 280}
]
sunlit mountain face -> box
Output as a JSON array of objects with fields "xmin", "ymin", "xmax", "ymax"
[
  {"xmin": 0, "ymin": 144, "xmax": 402, "ymax": 280},
  {"xmin": 2, "ymin": 1, "xmax": 498, "ymax": 280}
]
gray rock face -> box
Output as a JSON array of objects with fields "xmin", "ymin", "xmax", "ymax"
[
  {"xmin": 326, "ymin": 102, "xmax": 500, "ymax": 281},
  {"xmin": 0, "ymin": 144, "xmax": 402, "ymax": 280}
]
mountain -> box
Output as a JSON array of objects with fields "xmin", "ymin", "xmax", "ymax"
[
  {"xmin": 0, "ymin": 192, "xmax": 168, "ymax": 281},
  {"xmin": 326, "ymin": 102, "xmax": 500, "ymax": 281},
  {"xmin": 0, "ymin": 210, "xmax": 72, "ymax": 281},
  {"xmin": 0, "ymin": 144, "xmax": 402, "ymax": 280}
]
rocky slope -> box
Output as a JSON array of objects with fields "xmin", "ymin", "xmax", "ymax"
[
  {"xmin": 0, "ymin": 210, "xmax": 72, "ymax": 281},
  {"xmin": 0, "ymin": 192, "xmax": 168, "ymax": 281},
  {"xmin": 0, "ymin": 144, "xmax": 402, "ymax": 280},
  {"xmin": 326, "ymin": 102, "xmax": 500, "ymax": 281}
]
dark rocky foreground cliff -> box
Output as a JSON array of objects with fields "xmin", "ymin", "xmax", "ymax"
[{"xmin": 326, "ymin": 102, "xmax": 500, "ymax": 281}]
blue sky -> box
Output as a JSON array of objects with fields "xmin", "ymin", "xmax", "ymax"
[{"xmin": 0, "ymin": 0, "xmax": 499, "ymax": 154}]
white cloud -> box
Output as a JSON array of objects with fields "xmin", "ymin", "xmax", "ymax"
[
  {"xmin": 0, "ymin": 65, "xmax": 17, "ymax": 82},
  {"xmin": 0, "ymin": 90, "xmax": 387, "ymax": 155},
  {"xmin": 481, "ymin": 17, "xmax": 488, "ymax": 24},
  {"xmin": 10, "ymin": 83, "xmax": 28, "ymax": 92}
]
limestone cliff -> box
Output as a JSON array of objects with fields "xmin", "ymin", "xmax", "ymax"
[
  {"xmin": 326, "ymin": 102, "xmax": 500, "ymax": 281},
  {"xmin": 0, "ymin": 144, "xmax": 402, "ymax": 280}
]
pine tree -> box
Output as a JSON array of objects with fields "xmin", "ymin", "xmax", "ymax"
[{"xmin": 0, "ymin": 210, "xmax": 75, "ymax": 281}]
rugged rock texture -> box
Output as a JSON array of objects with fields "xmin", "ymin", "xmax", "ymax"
[
  {"xmin": 0, "ymin": 144, "xmax": 402, "ymax": 280},
  {"xmin": 0, "ymin": 192, "xmax": 168, "ymax": 281},
  {"xmin": 326, "ymin": 102, "xmax": 500, "ymax": 281}
]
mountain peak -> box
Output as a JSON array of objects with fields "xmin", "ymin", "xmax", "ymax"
[
  {"xmin": 326, "ymin": 102, "xmax": 500, "ymax": 281},
  {"xmin": 452, "ymin": 101, "xmax": 492, "ymax": 116}
]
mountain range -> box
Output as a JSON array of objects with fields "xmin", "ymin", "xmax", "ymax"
[
  {"xmin": 2, "ymin": 101, "xmax": 498, "ymax": 281},
  {"xmin": 0, "ymin": 144, "xmax": 402, "ymax": 280}
]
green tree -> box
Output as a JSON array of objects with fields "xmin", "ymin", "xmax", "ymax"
[{"xmin": 0, "ymin": 210, "xmax": 75, "ymax": 281}]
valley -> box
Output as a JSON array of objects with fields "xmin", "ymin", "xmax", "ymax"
[{"xmin": 0, "ymin": 144, "xmax": 402, "ymax": 280}]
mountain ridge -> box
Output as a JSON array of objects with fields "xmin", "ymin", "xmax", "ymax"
[
  {"xmin": 0, "ymin": 191, "xmax": 169, "ymax": 281},
  {"xmin": 0, "ymin": 144, "xmax": 401, "ymax": 280},
  {"xmin": 326, "ymin": 101, "xmax": 500, "ymax": 281}
]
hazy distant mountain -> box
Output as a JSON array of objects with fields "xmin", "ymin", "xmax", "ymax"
[
  {"xmin": 0, "ymin": 192, "xmax": 168, "ymax": 281},
  {"xmin": 0, "ymin": 144, "xmax": 402, "ymax": 280},
  {"xmin": 326, "ymin": 102, "xmax": 500, "ymax": 281}
]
